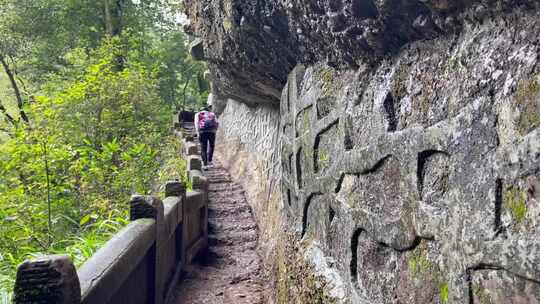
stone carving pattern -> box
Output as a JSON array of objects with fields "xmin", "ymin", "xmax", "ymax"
[{"xmin": 280, "ymin": 59, "xmax": 540, "ymax": 303}]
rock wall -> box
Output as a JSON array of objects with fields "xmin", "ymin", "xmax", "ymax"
[
  {"xmin": 184, "ymin": 0, "xmax": 539, "ymax": 105},
  {"xmin": 215, "ymin": 98, "xmax": 343, "ymax": 304},
  {"xmin": 194, "ymin": 2, "xmax": 540, "ymax": 304},
  {"xmin": 214, "ymin": 99, "xmax": 282, "ymax": 258}
]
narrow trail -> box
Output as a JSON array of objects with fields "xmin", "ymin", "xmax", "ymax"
[{"xmin": 171, "ymin": 160, "xmax": 269, "ymax": 304}]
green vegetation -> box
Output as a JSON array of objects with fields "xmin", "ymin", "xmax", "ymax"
[
  {"xmin": 472, "ymin": 283, "xmax": 492, "ymax": 304},
  {"xmin": 156, "ymin": 136, "xmax": 192, "ymax": 193},
  {"xmin": 276, "ymin": 234, "xmax": 337, "ymax": 304},
  {"xmin": 407, "ymin": 249, "xmax": 433, "ymax": 278},
  {"xmin": 0, "ymin": 0, "xmax": 206, "ymax": 299},
  {"xmin": 318, "ymin": 68, "xmax": 335, "ymax": 96},
  {"xmin": 439, "ymin": 282, "xmax": 449, "ymax": 304},
  {"xmin": 515, "ymin": 75, "xmax": 540, "ymax": 135},
  {"xmin": 223, "ymin": 19, "xmax": 234, "ymax": 32},
  {"xmin": 318, "ymin": 150, "xmax": 330, "ymax": 166},
  {"xmin": 406, "ymin": 243, "xmax": 450, "ymax": 303},
  {"xmin": 504, "ymin": 187, "xmax": 528, "ymax": 224}
]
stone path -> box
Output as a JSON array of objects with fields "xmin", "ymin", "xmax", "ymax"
[{"xmin": 171, "ymin": 160, "xmax": 269, "ymax": 304}]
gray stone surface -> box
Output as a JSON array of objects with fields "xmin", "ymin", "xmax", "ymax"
[
  {"xmin": 165, "ymin": 181, "xmax": 186, "ymax": 198},
  {"xmin": 130, "ymin": 195, "xmax": 164, "ymax": 221},
  {"xmin": 187, "ymin": 155, "xmax": 203, "ymax": 172},
  {"xmin": 209, "ymin": 4, "xmax": 540, "ymax": 303},
  {"xmin": 190, "ymin": 38, "xmax": 205, "ymax": 61},
  {"xmin": 184, "ymin": 0, "xmax": 539, "ymax": 106},
  {"xmin": 278, "ymin": 43, "xmax": 539, "ymax": 301},
  {"xmin": 14, "ymin": 255, "xmax": 81, "ymax": 304},
  {"xmin": 79, "ymin": 220, "xmax": 156, "ymax": 304}
]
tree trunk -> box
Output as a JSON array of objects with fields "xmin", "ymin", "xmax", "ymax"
[
  {"xmin": 0, "ymin": 55, "xmax": 29, "ymax": 124},
  {"xmin": 114, "ymin": 0, "xmax": 126, "ymax": 36},
  {"xmin": 182, "ymin": 75, "xmax": 192, "ymax": 110},
  {"xmin": 104, "ymin": 0, "xmax": 127, "ymax": 36},
  {"xmin": 104, "ymin": 0, "xmax": 114, "ymax": 36},
  {"xmin": 42, "ymin": 141, "xmax": 53, "ymax": 247}
]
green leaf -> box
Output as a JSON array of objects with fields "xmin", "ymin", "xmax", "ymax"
[{"xmin": 79, "ymin": 215, "xmax": 91, "ymax": 226}]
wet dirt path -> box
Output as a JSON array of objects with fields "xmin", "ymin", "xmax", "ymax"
[{"xmin": 171, "ymin": 160, "xmax": 269, "ymax": 304}]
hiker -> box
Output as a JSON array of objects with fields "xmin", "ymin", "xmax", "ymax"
[{"xmin": 194, "ymin": 105, "xmax": 219, "ymax": 170}]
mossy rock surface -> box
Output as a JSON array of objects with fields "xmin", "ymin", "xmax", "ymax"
[
  {"xmin": 516, "ymin": 76, "xmax": 540, "ymax": 135},
  {"xmin": 275, "ymin": 234, "xmax": 338, "ymax": 304}
]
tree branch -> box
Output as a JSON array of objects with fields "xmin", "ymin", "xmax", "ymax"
[
  {"xmin": 8, "ymin": 54, "xmax": 30, "ymax": 97},
  {"xmin": 0, "ymin": 54, "xmax": 29, "ymax": 123},
  {"xmin": 0, "ymin": 102, "xmax": 16, "ymax": 126}
]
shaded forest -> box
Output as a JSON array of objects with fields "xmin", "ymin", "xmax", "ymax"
[{"xmin": 0, "ymin": 0, "xmax": 205, "ymax": 300}]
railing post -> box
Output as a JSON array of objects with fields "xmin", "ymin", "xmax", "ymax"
[
  {"xmin": 191, "ymin": 171, "xmax": 209, "ymax": 193},
  {"xmin": 187, "ymin": 155, "xmax": 203, "ymax": 172},
  {"xmin": 165, "ymin": 180, "xmax": 186, "ymax": 237},
  {"xmin": 165, "ymin": 180, "xmax": 186, "ymax": 198},
  {"xmin": 183, "ymin": 141, "xmax": 199, "ymax": 156},
  {"xmin": 130, "ymin": 195, "xmax": 165, "ymax": 304},
  {"xmin": 14, "ymin": 255, "xmax": 81, "ymax": 304},
  {"xmin": 163, "ymin": 180, "xmax": 186, "ymax": 304}
]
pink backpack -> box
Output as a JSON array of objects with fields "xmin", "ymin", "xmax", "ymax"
[{"xmin": 198, "ymin": 111, "xmax": 218, "ymax": 131}]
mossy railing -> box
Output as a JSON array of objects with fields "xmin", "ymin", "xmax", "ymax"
[{"xmin": 13, "ymin": 114, "xmax": 207, "ymax": 304}]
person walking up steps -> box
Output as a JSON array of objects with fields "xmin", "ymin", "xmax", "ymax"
[{"xmin": 194, "ymin": 105, "xmax": 219, "ymax": 170}]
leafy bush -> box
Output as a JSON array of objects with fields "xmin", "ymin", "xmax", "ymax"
[{"xmin": 0, "ymin": 39, "xmax": 191, "ymax": 297}]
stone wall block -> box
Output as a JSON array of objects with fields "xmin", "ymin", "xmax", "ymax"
[
  {"xmin": 187, "ymin": 156, "xmax": 203, "ymax": 171},
  {"xmin": 182, "ymin": 131, "xmax": 195, "ymax": 142},
  {"xmin": 130, "ymin": 195, "xmax": 164, "ymax": 221},
  {"xmin": 129, "ymin": 195, "xmax": 165, "ymax": 304},
  {"xmin": 185, "ymin": 142, "xmax": 199, "ymax": 156},
  {"xmin": 165, "ymin": 180, "xmax": 187, "ymax": 198},
  {"xmin": 14, "ymin": 255, "xmax": 81, "ymax": 304},
  {"xmin": 191, "ymin": 173, "xmax": 208, "ymax": 192},
  {"xmin": 182, "ymin": 191, "xmax": 208, "ymax": 265},
  {"xmin": 189, "ymin": 38, "xmax": 205, "ymax": 61}
]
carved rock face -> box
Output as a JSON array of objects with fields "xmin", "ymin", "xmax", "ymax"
[
  {"xmin": 203, "ymin": 0, "xmax": 540, "ymax": 303},
  {"xmin": 273, "ymin": 11, "xmax": 540, "ymax": 298},
  {"xmin": 184, "ymin": 0, "xmax": 538, "ymax": 106}
]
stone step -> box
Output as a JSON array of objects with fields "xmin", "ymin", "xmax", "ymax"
[
  {"xmin": 205, "ymin": 172, "xmax": 231, "ymax": 178},
  {"xmin": 209, "ymin": 177, "xmax": 234, "ymax": 186},
  {"xmin": 208, "ymin": 231, "xmax": 258, "ymax": 247},
  {"xmin": 209, "ymin": 203, "xmax": 251, "ymax": 213},
  {"xmin": 208, "ymin": 220, "xmax": 257, "ymax": 234},
  {"xmin": 208, "ymin": 191, "xmax": 246, "ymax": 200},
  {"xmin": 208, "ymin": 208, "xmax": 252, "ymax": 220},
  {"xmin": 207, "ymin": 197, "xmax": 245, "ymax": 206},
  {"xmin": 209, "ymin": 184, "xmax": 243, "ymax": 192}
]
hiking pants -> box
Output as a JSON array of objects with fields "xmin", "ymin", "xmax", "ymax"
[{"xmin": 199, "ymin": 132, "xmax": 216, "ymax": 166}]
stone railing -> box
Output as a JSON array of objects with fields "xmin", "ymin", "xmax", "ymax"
[{"xmin": 13, "ymin": 116, "xmax": 207, "ymax": 304}]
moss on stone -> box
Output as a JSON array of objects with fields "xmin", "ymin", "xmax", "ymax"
[
  {"xmin": 405, "ymin": 242, "xmax": 450, "ymax": 303},
  {"xmin": 223, "ymin": 0, "xmax": 233, "ymax": 17},
  {"xmin": 319, "ymin": 150, "xmax": 330, "ymax": 165},
  {"xmin": 392, "ymin": 63, "xmax": 410, "ymax": 99},
  {"xmin": 504, "ymin": 187, "xmax": 528, "ymax": 224},
  {"xmin": 317, "ymin": 68, "xmax": 336, "ymax": 97},
  {"xmin": 515, "ymin": 76, "xmax": 540, "ymax": 135},
  {"xmin": 407, "ymin": 243, "xmax": 436, "ymax": 279},
  {"xmin": 439, "ymin": 282, "xmax": 449, "ymax": 304},
  {"xmin": 407, "ymin": 250, "xmax": 433, "ymax": 278},
  {"xmin": 275, "ymin": 234, "xmax": 338, "ymax": 304},
  {"xmin": 472, "ymin": 283, "xmax": 492, "ymax": 304},
  {"xmin": 223, "ymin": 18, "xmax": 233, "ymax": 32}
]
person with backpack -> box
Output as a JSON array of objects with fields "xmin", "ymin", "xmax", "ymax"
[{"xmin": 194, "ymin": 105, "xmax": 219, "ymax": 170}]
